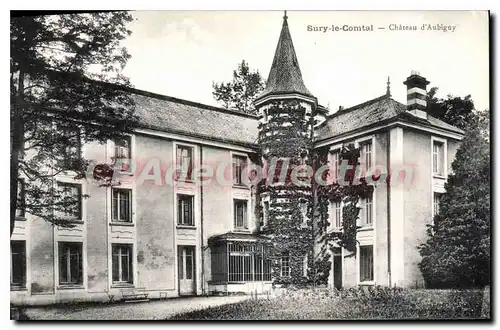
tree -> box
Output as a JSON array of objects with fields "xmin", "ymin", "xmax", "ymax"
[
  {"xmin": 419, "ymin": 110, "xmax": 490, "ymax": 288},
  {"xmin": 11, "ymin": 12, "xmax": 138, "ymax": 237},
  {"xmin": 427, "ymin": 87, "xmax": 476, "ymax": 131},
  {"xmin": 212, "ymin": 60, "xmax": 265, "ymax": 115}
]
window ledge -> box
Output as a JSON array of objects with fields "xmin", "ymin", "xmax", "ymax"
[
  {"xmin": 226, "ymin": 281, "xmax": 273, "ymax": 285},
  {"xmin": 15, "ymin": 216, "xmax": 27, "ymax": 222},
  {"xmin": 357, "ymin": 226, "xmax": 373, "ymax": 232},
  {"xmin": 10, "ymin": 286, "xmax": 27, "ymax": 291},
  {"xmin": 358, "ymin": 281, "xmax": 375, "ymax": 286},
  {"xmin": 233, "ymin": 229, "xmax": 250, "ymax": 233},
  {"xmin": 63, "ymin": 220, "xmax": 84, "ymax": 225},
  {"xmin": 232, "ymin": 184, "xmax": 249, "ymax": 190},
  {"xmin": 328, "ymin": 227, "xmax": 342, "ymax": 233},
  {"xmin": 176, "ymin": 225, "xmax": 196, "ymax": 229},
  {"xmin": 109, "ymin": 222, "xmax": 134, "ymax": 227},
  {"xmin": 111, "ymin": 284, "xmax": 134, "ymax": 289},
  {"xmin": 175, "ymin": 178, "xmax": 195, "ymax": 184},
  {"xmin": 59, "ymin": 170, "xmax": 79, "ymax": 177},
  {"xmin": 113, "ymin": 172, "xmax": 134, "ymax": 177},
  {"xmin": 58, "ymin": 285, "xmax": 84, "ymax": 290},
  {"xmin": 433, "ymin": 174, "xmax": 446, "ymax": 180}
]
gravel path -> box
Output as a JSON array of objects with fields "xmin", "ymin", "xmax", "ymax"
[{"xmin": 22, "ymin": 295, "xmax": 251, "ymax": 320}]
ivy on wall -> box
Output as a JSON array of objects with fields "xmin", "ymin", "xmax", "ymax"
[
  {"xmin": 257, "ymin": 99, "xmax": 375, "ymax": 287},
  {"xmin": 258, "ymin": 99, "xmax": 316, "ymax": 286},
  {"xmin": 314, "ymin": 145, "xmax": 374, "ymax": 257}
]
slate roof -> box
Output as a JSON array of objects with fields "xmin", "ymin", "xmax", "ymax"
[
  {"xmin": 315, "ymin": 94, "xmax": 464, "ymax": 142},
  {"xmin": 122, "ymin": 86, "xmax": 462, "ymax": 149},
  {"xmin": 130, "ymin": 89, "xmax": 259, "ymax": 148},
  {"xmin": 255, "ymin": 16, "xmax": 314, "ymax": 101}
]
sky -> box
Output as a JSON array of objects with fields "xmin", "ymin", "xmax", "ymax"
[{"xmin": 120, "ymin": 11, "xmax": 489, "ymax": 113}]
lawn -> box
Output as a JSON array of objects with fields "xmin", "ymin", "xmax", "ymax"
[{"xmin": 168, "ymin": 286, "xmax": 490, "ymax": 320}]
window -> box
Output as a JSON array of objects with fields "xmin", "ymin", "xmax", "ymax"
[
  {"xmin": 114, "ymin": 137, "xmax": 131, "ymax": 172},
  {"xmin": 58, "ymin": 242, "xmax": 83, "ymax": 285},
  {"xmin": 177, "ymin": 194, "xmax": 194, "ymax": 226},
  {"xmin": 112, "ymin": 244, "xmax": 133, "ymax": 284},
  {"xmin": 359, "ymin": 246, "xmax": 374, "ymax": 282},
  {"xmin": 303, "ymin": 254, "xmax": 308, "ymax": 277},
  {"xmin": 333, "ymin": 200, "xmax": 342, "ymax": 228},
  {"xmin": 114, "ymin": 137, "xmax": 131, "ymax": 159},
  {"xmin": 432, "ymin": 141, "xmax": 445, "ymax": 176},
  {"xmin": 16, "ymin": 178, "xmax": 26, "ymax": 218},
  {"xmin": 300, "ymin": 201, "xmax": 308, "ymax": 225},
  {"xmin": 57, "ymin": 182, "xmax": 82, "ymax": 219},
  {"xmin": 361, "ymin": 141, "xmax": 373, "ymax": 170},
  {"xmin": 233, "ymin": 155, "xmax": 247, "ymax": 186},
  {"xmin": 299, "ymin": 150, "xmax": 308, "ymax": 166},
  {"xmin": 176, "ymin": 145, "xmax": 193, "ymax": 181},
  {"xmin": 178, "ymin": 246, "xmax": 194, "ymax": 280},
  {"xmin": 221, "ymin": 243, "xmax": 271, "ymax": 282},
  {"xmin": 331, "ymin": 150, "xmax": 340, "ymax": 182},
  {"xmin": 262, "ymin": 201, "xmax": 270, "ymax": 227},
  {"xmin": 112, "ymin": 188, "xmax": 132, "ymax": 222},
  {"xmin": 234, "ymin": 199, "xmax": 248, "ymax": 230},
  {"xmin": 362, "ymin": 194, "xmax": 373, "ymax": 226},
  {"xmin": 281, "ymin": 251, "xmax": 290, "ymax": 277},
  {"xmin": 433, "ymin": 193, "xmax": 443, "ymax": 216},
  {"xmin": 10, "ymin": 241, "xmax": 26, "ymax": 288},
  {"xmin": 60, "ymin": 125, "xmax": 81, "ymax": 170}
]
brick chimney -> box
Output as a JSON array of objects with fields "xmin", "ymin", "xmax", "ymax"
[{"xmin": 403, "ymin": 71, "xmax": 430, "ymax": 119}]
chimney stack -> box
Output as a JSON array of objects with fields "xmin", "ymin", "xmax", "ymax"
[{"xmin": 403, "ymin": 71, "xmax": 430, "ymax": 119}]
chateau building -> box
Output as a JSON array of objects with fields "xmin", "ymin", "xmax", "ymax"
[{"xmin": 11, "ymin": 15, "xmax": 463, "ymax": 305}]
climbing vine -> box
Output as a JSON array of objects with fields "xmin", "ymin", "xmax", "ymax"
[
  {"xmin": 257, "ymin": 99, "xmax": 375, "ymax": 286},
  {"xmin": 314, "ymin": 144, "xmax": 374, "ymax": 257},
  {"xmin": 258, "ymin": 99, "xmax": 315, "ymax": 286}
]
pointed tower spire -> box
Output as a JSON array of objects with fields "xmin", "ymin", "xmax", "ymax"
[
  {"xmin": 255, "ymin": 12, "xmax": 314, "ymax": 102},
  {"xmin": 386, "ymin": 76, "xmax": 391, "ymax": 96}
]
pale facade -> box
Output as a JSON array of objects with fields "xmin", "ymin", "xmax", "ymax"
[{"xmin": 11, "ymin": 16, "xmax": 464, "ymax": 305}]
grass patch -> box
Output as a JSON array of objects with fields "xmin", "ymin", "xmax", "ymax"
[{"xmin": 168, "ymin": 287, "xmax": 488, "ymax": 320}]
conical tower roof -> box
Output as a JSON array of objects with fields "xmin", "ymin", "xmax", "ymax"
[{"xmin": 256, "ymin": 13, "xmax": 314, "ymax": 101}]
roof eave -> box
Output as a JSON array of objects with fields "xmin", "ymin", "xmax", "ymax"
[{"xmin": 314, "ymin": 113, "xmax": 464, "ymax": 147}]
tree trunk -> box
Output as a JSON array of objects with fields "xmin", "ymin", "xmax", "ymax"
[{"xmin": 10, "ymin": 69, "xmax": 24, "ymax": 237}]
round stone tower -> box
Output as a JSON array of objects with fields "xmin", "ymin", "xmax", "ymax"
[{"xmin": 254, "ymin": 13, "xmax": 318, "ymax": 284}]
